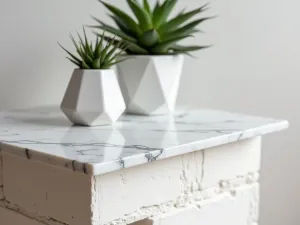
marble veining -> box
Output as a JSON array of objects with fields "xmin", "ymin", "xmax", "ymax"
[{"xmin": 0, "ymin": 107, "xmax": 288, "ymax": 175}]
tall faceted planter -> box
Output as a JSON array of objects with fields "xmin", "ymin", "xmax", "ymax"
[
  {"xmin": 117, "ymin": 55, "xmax": 184, "ymax": 115},
  {"xmin": 61, "ymin": 69, "xmax": 126, "ymax": 126}
]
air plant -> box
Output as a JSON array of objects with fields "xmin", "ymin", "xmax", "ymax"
[
  {"xmin": 59, "ymin": 28, "xmax": 128, "ymax": 69},
  {"xmin": 92, "ymin": 0, "xmax": 214, "ymax": 55}
]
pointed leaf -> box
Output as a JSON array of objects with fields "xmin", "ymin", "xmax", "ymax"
[
  {"xmin": 171, "ymin": 44, "xmax": 211, "ymax": 52},
  {"xmin": 159, "ymin": 4, "xmax": 210, "ymax": 34},
  {"xmin": 66, "ymin": 57, "xmax": 81, "ymax": 68},
  {"xmin": 162, "ymin": 17, "xmax": 213, "ymax": 40},
  {"xmin": 82, "ymin": 61, "xmax": 90, "ymax": 69},
  {"xmin": 161, "ymin": 28, "xmax": 199, "ymax": 41},
  {"xmin": 69, "ymin": 34, "xmax": 81, "ymax": 53},
  {"xmin": 153, "ymin": 0, "xmax": 177, "ymax": 29},
  {"xmin": 58, "ymin": 42, "xmax": 81, "ymax": 63},
  {"xmin": 99, "ymin": 0, "xmax": 142, "ymax": 36},
  {"xmin": 127, "ymin": 0, "xmax": 152, "ymax": 31},
  {"xmin": 151, "ymin": 35, "xmax": 192, "ymax": 54},
  {"xmin": 92, "ymin": 57, "xmax": 101, "ymax": 69},
  {"xmin": 83, "ymin": 27, "xmax": 94, "ymax": 58},
  {"xmin": 109, "ymin": 15, "xmax": 136, "ymax": 37},
  {"xmin": 107, "ymin": 57, "xmax": 134, "ymax": 67},
  {"xmin": 138, "ymin": 29, "xmax": 160, "ymax": 47},
  {"xmin": 96, "ymin": 30, "xmax": 106, "ymax": 57},
  {"xmin": 153, "ymin": 1, "xmax": 161, "ymax": 19},
  {"xmin": 79, "ymin": 45, "xmax": 93, "ymax": 65},
  {"xmin": 105, "ymin": 40, "xmax": 123, "ymax": 62},
  {"xmin": 91, "ymin": 19, "xmax": 137, "ymax": 42},
  {"xmin": 143, "ymin": 0, "xmax": 151, "ymax": 15},
  {"xmin": 100, "ymin": 35, "xmax": 148, "ymax": 54}
]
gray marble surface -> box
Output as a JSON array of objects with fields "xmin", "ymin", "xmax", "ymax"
[{"xmin": 0, "ymin": 107, "xmax": 288, "ymax": 175}]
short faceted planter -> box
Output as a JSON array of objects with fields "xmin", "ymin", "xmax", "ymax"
[
  {"xmin": 61, "ymin": 69, "xmax": 126, "ymax": 126},
  {"xmin": 117, "ymin": 55, "xmax": 184, "ymax": 115}
]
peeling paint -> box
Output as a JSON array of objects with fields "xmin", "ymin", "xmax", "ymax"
[{"xmin": 103, "ymin": 174, "xmax": 259, "ymax": 225}]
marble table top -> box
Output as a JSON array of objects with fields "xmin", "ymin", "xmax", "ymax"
[{"xmin": 0, "ymin": 107, "xmax": 288, "ymax": 175}]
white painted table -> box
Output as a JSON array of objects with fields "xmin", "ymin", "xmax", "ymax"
[{"xmin": 0, "ymin": 108, "xmax": 288, "ymax": 225}]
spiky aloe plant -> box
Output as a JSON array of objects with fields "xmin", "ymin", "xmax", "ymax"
[
  {"xmin": 92, "ymin": 0, "xmax": 213, "ymax": 55},
  {"xmin": 59, "ymin": 28, "xmax": 128, "ymax": 69}
]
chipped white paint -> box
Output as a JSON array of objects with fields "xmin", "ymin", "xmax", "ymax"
[
  {"xmin": 2, "ymin": 152, "xmax": 92, "ymax": 225},
  {"xmin": 131, "ymin": 184, "xmax": 259, "ymax": 225},
  {"xmin": 93, "ymin": 138, "xmax": 261, "ymax": 224},
  {"xmin": 0, "ymin": 108, "xmax": 288, "ymax": 225}
]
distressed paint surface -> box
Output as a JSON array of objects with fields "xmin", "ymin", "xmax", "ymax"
[
  {"xmin": 2, "ymin": 152, "xmax": 92, "ymax": 225},
  {"xmin": 93, "ymin": 138, "xmax": 261, "ymax": 225},
  {"xmin": 132, "ymin": 184, "xmax": 259, "ymax": 225},
  {"xmin": 0, "ymin": 107, "xmax": 288, "ymax": 175},
  {"xmin": 1, "ymin": 138, "xmax": 262, "ymax": 225}
]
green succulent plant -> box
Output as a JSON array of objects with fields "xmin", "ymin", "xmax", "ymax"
[
  {"xmin": 59, "ymin": 28, "xmax": 128, "ymax": 69},
  {"xmin": 92, "ymin": 0, "xmax": 213, "ymax": 55}
]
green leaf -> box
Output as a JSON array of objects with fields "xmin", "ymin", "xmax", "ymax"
[
  {"xmin": 162, "ymin": 17, "xmax": 213, "ymax": 39},
  {"xmin": 66, "ymin": 57, "xmax": 81, "ymax": 67},
  {"xmin": 94, "ymin": 33, "xmax": 103, "ymax": 58},
  {"xmin": 100, "ymin": 36, "xmax": 117, "ymax": 65},
  {"xmin": 100, "ymin": 0, "xmax": 142, "ymax": 36},
  {"xmin": 82, "ymin": 61, "xmax": 90, "ymax": 69},
  {"xmin": 108, "ymin": 43, "xmax": 129, "ymax": 63},
  {"xmin": 79, "ymin": 45, "xmax": 94, "ymax": 65},
  {"xmin": 138, "ymin": 29, "xmax": 160, "ymax": 48},
  {"xmin": 161, "ymin": 27, "xmax": 199, "ymax": 41},
  {"xmin": 58, "ymin": 42, "xmax": 81, "ymax": 63},
  {"xmin": 101, "ymin": 35, "xmax": 148, "ymax": 55},
  {"xmin": 170, "ymin": 44, "xmax": 211, "ymax": 52},
  {"xmin": 91, "ymin": 19, "xmax": 137, "ymax": 42},
  {"xmin": 159, "ymin": 4, "xmax": 209, "ymax": 34},
  {"xmin": 109, "ymin": 15, "xmax": 136, "ymax": 37},
  {"xmin": 176, "ymin": 8, "xmax": 186, "ymax": 17},
  {"xmin": 83, "ymin": 27, "xmax": 94, "ymax": 58},
  {"xmin": 92, "ymin": 57, "xmax": 101, "ymax": 69},
  {"xmin": 127, "ymin": 0, "xmax": 153, "ymax": 31},
  {"xmin": 107, "ymin": 57, "xmax": 133, "ymax": 67},
  {"xmin": 151, "ymin": 35, "xmax": 192, "ymax": 54},
  {"xmin": 143, "ymin": 0, "xmax": 151, "ymax": 15},
  {"xmin": 69, "ymin": 34, "xmax": 81, "ymax": 53},
  {"xmin": 96, "ymin": 30, "xmax": 106, "ymax": 57},
  {"xmin": 153, "ymin": 0, "xmax": 177, "ymax": 29},
  {"xmin": 153, "ymin": 1, "xmax": 161, "ymax": 20},
  {"xmin": 105, "ymin": 40, "xmax": 123, "ymax": 62}
]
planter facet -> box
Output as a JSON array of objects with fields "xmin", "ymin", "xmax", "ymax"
[
  {"xmin": 61, "ymin": 69, "xmax": 126, "ymax": 126},
  {"xmin": 117, "ymin": 55, "xmax": 184, "ymax": 115}
]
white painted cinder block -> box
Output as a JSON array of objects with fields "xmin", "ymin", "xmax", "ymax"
[
  {"xmin": 93, "ymin": 137, "xmax": 261, "ymax": 224},
  {"xmin": 132, "ymin": 184, "xmax": 259, "ymax": 225},
  {"xmin": 2, "ymin": 152, "xmax": 92, "ymax": 225},
  {"xmin": 1, "ymin": 137, "xmax": 261, "ymax": 225},
  {"xmin": 0, "ymin": 206, "xmax": 44, "ymax": 225},
  {"xmin": 202, "ymin": 136, "xmax": 261, "ymax": 188}
]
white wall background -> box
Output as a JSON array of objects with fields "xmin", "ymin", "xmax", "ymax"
[{"xmin": 0, "ymin": 0, "xmax": 298, "ymax": 224}]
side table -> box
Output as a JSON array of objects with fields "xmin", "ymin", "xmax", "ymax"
[{"xmin": 0, "ymin": 108, "xmax": 288, "ymax": 225}]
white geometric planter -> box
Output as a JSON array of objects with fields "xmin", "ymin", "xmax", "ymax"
[
  {"xmin": 61, "ymin": 69, "xmax": 126, "ymax": 126},
  {"xmin": 117, "ymin": 55, "xmax": 184, "ymax": 115}
]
